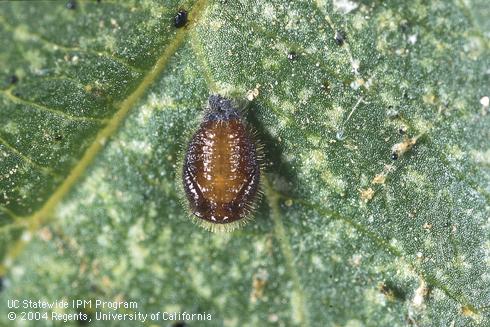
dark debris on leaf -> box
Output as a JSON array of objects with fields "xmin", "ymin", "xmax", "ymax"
[
  {"xmin": 321, "ymin": 80, "xmax": 331, "ymax": 93},
  {"xmin": 174, "ymin": 10, "xmax": 188, "ymax": 28},
  {"xmin": 66, "ymin": 0, "xmax": 77, "ymax": 10},
  {"xmin": 54, "ymin": 133, "xmax": 64, "ymax": 142},
  {"xmin": 7, "ymin": 75, "xmax": 18, "ymax": 85},
  {"xmin": 334, "ymin": 30, "xmax": 345, "ymax": 46},
  {"xmin": 379, "ymin": 281, "xmax": 406, "ymax": 301},
  {"xmin": 287, "ymin": 51, "xmax": 298, "ymax": 61}
]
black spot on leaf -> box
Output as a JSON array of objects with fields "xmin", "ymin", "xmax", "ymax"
[
  {"xmin": 287, "ymin": 51, "xmax": 297, "ymax": 61},
  {"xmin": 334, "ymin": 30, "xmax": 345, "ymax": 46},
  {"xmin": 66, "ymin": 0, "xmax": 77, "ymax": 10},
  {"xmin": 7, "ymin": 75, "xmax": 18, "ymax": 85},
  {"xmin": 54, "ymin": 133, "xmax": 63, "ymax": 142},
  {"xmin": 321, "ymin": 80, "xmax": 331, "ymax": 93},
  {"xmin": 174, "ymin": 10, "xmax": 188, "ymax": 28},
  {"xmin": 379, "ymin": 281, "xmax": 406, "ymax": 301}
]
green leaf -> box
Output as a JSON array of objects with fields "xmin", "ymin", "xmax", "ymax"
[{"xmin": 1, "ymin": 0, "xmax": 489, "ymax": 326}]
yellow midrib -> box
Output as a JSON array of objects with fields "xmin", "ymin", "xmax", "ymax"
[{"xmin": 0, "ymin": 0, "xmax": 209, "ymax": 275}]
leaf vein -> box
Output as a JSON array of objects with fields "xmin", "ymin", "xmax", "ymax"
[
  {"xmin": 0, "ymin": 135, "xmax": 59, "ymax": 178},
  {"xmin": 0, "ymin": 0, "xmax": 211, "ymax": 274},
  {"xmin": 264, "ymin": 177, "xmax": 311, "ymax": 326},
  {"xmin": 1, "ymin": 89, "xmax": 109, "ymax": 123},
  {"xmin": 0, "ymin": 14, "xmax": 145, "ymax": 74},
  {"xmin": 275, "ymin": 192, "xmax": 480, "ymax": 314}
]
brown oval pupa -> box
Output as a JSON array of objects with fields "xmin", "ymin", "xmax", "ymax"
[{"xmin": 182, "ymin": 95, "xmax": 261, "ymax": 232}]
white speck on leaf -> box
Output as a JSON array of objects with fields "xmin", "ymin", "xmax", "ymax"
[
  {"xmin": 412, "ymin": 279, "xmax": 427, "ymax": 307},
  {"xmin": 408, "ymin": 34, "xmax": 418, "ymax": 45},
  {"xmin": 333, "ymin": 0, "xmax": 359, "ymax": 14},
  {"xmin": 480, "ymin": 96, "xmax": 489, "ymax": 107},
  {"xmin": 246, "ymin": 84, "xmax": 261, "ymax": 101}
]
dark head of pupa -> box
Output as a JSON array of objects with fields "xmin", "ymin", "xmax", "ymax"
[{"xmin": 204, "ymin": 94, "xmax": 241, "ymax": 121}]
